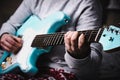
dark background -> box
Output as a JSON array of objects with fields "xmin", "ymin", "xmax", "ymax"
[{"xmin": 0, "ymin": 0, "xmax": 22, "ymax": 27}]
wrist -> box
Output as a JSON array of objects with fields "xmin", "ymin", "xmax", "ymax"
[
  {"xmin": 68, "ymin": 51, "xmax": 90, "ymax": 59},
  {"xmin": 68, "ymin": 45, "xmax": 91, "ymax": 59}
]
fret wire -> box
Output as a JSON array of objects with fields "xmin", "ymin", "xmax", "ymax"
[
  {"xmin": 37, "ymin": 35, "xmax": 45, "ymax": 47},
  {"xmin": 46, "ymin": 35, "xmax": 50, "ymax": 46},
  {"xmin": 95, "ymin": 28, "xmax": 104, "ymax": 42},
  {"xmin": 43, "ymin": 35, "xmax": 49, "ymax": 46},
  {"xmin": 47, "ymin": 34, "xmax": 54, "ymax": 46},
  {"xmin": 59, "ymin": 34, "xmax": 63, "ymax": 44},
  {"xmin": 31, "ymin": 28, "xmax": 105, "ymax": 48},
  {"xmin": 56, "ymin": 33, "xmax": 62, "ymax": 45},
  {"xmin": 50, "ymin": 33, "xmax": 58, "ymax": 46},
  {"xmin": 91, "ymin": 30, "xmax": 98, "ymax": 42},
  {"xmin": 53, "ymin": 33, "xmax": 58, "ymax": 46},
  {"xmin": 51, "ymin": 34, "xmax": 55, "ymax": 46},
  {"xmin": 78, "ymin": 29, "xmax": 101, "ymax": 42},
  {"xmin": 48, "ymin": 34, "xmax": 54, "ymax": 46},
  {"xmin": 49, "ymin": 34, "xmax": 54, "ymax": 46},
  {"xmin": 56, "ymin": 33, "xmax": 63, "ymax": 45},
  {"xmin": 59, "ymin": 34, "xmax": 64, "ymax": 45},
  {"xmin": 36, "ymin": 33, "xmax": 65, "ymax": 47},
  {"xmin": 88, "ymin": 31, "xmax": 93, "ymax": 42},
  {"xmin": 55, "ymin": 34, "xmax": 59, "ymax": 45},
  {"xmin": 47, "ymin": 35, "xmax": 51, "ymax": 46},
  {"xmin": 52, "ymin": 34, "xmax": 57, "ymax": 46},
  {"xmin": 37, "ymin": 34, "xmax": 48, "ymax": 47}
]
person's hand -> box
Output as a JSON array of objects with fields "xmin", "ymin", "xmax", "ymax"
[
  {"xmin": 0, "ymin": 33, "xmax": 23, "ymax": 54},
  {"xmin": 64, "ymin": 31, "xmax": 91, "ymax": 59}
]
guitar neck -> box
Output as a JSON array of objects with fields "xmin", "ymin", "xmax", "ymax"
[{"xmin": 31, "ymin": 28, "xmax": 104, "ymax": 48}]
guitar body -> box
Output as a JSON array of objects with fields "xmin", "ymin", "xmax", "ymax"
[
  {"xmin": 99, "ymin": 25, "xmax": 120, "ymax": 51},
  {"xmin": 0, "ymin": 12, "xmax": 70, "ymax": 75}
]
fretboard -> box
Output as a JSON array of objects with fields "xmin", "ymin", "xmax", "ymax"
[{"xmin": 31, "ymin": 28, "xmax": 104, "ymax": 48}]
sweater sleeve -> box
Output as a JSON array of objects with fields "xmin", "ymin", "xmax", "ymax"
[
  {"xmin": 64, "ymin": 43, "xmax": 103, "ymax": 79},
  {"xmin": 76, "ymin": 0, "xmax": 102, "ymax": 31},
  {"xmin": 65, "ymin": 43, "xmax": 103, "ymax": 69}
]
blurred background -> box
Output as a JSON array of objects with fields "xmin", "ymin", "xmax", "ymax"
[
  {"xmin": 0, "ymin": 0, "xmax": 22, "ymax": 27},
  {"xmin": 101, "ymin": 0, "xmax": 120, "ymax": 26},
  {"xmin": 0, "ymin": 0, "xmax": 120, "ymax": 28}
]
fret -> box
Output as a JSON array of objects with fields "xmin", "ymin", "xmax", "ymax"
[
  {"xmin": 56, "ymin": 34, "xmax": 61, "ymax": 45},
  {"xmin": 36, "ymin": 35, "xmax": 45, "ymax": 47},
  {"xmin": 45, "ymin": 35, "xmax": 51, "ymax": 46},
  {"xmin": 95, "ymin": 28, "xmax": 104, "ymax": 42},
  {"xmin": 89, "ymin": 30, "xmax": 98, "ymax": 42},
  {"xmin": 49, "ymin": 34, "xmax": 54, "ymax": 46},
  {"xmin": 56, "ymin": 33, "xmax": 64, "ymax": 45},
  {"xmin": 79, "ymin": 30, "xmax": 97, "ymax": 42},
  {"xmin": 42, "ymin": 36, "xmax": 46, "ymax": 46},
  {"xmin": 52, "ymin": 33, "xmax": 58, "ymax": 46},
  {"xmin": 46, "ymin": 36, "xmax": 49, "ymax": 46},
  {"xmin": 43, "ymin": 34, "xmax": 54, "ymax": 46},
  {"xmin": 50, "ymin": 35, "xmax": 54, "ymax": 45},
  {"xmin": 55, "ymin": 33, "xmax": 60, "ymax": 45},
  {"xmin": 59, "ymin": 33, "xmax": 64, "ymax": 45},
  {"xmin": 48, "ymin": 35, "xmax": 52, "ymax": 45},
  {"xmin": 88, "ymin": 30, "xmax": 94, "ymax": 42}
]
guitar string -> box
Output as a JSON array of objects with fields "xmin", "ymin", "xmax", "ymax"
[
  {"xmin": 32, "ymin": 28, "xmax": 105, "ymax": 47},
  {"xmin": 32, "ymin": 30, "xmax": 100, "ymax": 47}
]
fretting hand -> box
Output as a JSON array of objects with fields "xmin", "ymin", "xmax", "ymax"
[{"xmin": 64, "ymin": 31, "xmax": 90, "ymax": 59}]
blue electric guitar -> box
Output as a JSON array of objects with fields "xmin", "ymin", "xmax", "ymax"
[
  {"xmin": 0, "ymin": 12, "xmax": 70, "ymax": 75},
  {"xmin": 0, "ymin": 11, "xmax": 120, "ymax": 76}
]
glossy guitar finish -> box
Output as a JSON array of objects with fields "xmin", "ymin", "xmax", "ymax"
[
  {"xmin": 99, "ymin": 25, "xmax": 120, "ymax": 51},
  {"xmin": 0, "ymin": 12, "xmax": 70, "ymax": 75}
]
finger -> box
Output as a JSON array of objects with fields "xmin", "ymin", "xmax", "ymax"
[
  {"xmin": 1, "ymin": 35, "xmax": 22, "ymax": 53},
  {"xmin": 0, "ymin": 42, "xmax": 12, "ymax": 52},
  {"xmin": 1, "ymin": 37, "xmax": 14, "ymax": 49},
  {"xmin": 8, "ymin": 36, "xmax": 23, "ymax": 53},
  {"xmin": 70, "ymin": 31, "xmax": 79, "ymax": 51},
  {"xmin": 6, "ymin": 36, "xmax": 22, "ymax": 48},
  {"xmin": 12, "ymin": 35, "xmax": 23, "ymax": 43},
  {"xmin": 1, "ymin": 34, "xmax": 19, "ymax": 47},
  {"xmin": 0, "ymin": 34, "xmax": 14, "ymax": 51},
  {"xmin": 78, "ymin": 34, "xmax": 85, "ymax": 49},
  {"xmin": 1, "ymin": 40, "xmax": 21, "ymax": 53},
  {"xmin": 64, "ymin": 31, "xmax": 73, "ymax": 52}
]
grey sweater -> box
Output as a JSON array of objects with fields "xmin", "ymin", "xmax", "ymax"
[{"xmin": 0, "ymin": 0, "xmax": 106, "ymax": 79}]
